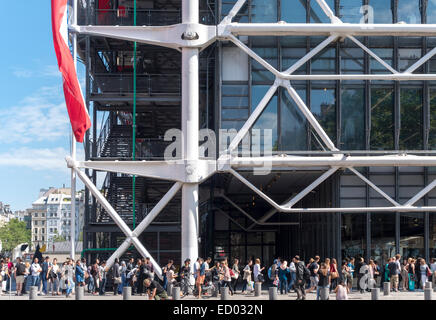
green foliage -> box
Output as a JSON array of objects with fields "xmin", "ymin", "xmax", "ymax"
[
  {"xmin": 0, "ymin": 219, "xmax": 31, "ymax": 252},
  {"xmin": 51, "ymin": 230, "xmax": 66, "ymax": 242}
]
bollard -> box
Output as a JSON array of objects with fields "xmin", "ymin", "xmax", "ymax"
[
  {"xmin": 123, "ymin": 286, "xmax": 132, "ymax": 300},
  {"xmin": 29, "ymin": 286, "xmax": 38, "ymax": 300},
  {"xmin": 371, "ymin": 288, "xmax": 380, "ymax": 300},
  {"xmin": 220, "ymin": 287, "xmax": 229, "ymax": 300},
  {"xmin": 172, "ymin": 287, "xmax": 181, "ymax": 300},
  {"xmin": 320, "ymin": 287, "xmax": 329, "ymax": 300},
  {"xmin": 269, "ymin": 287, "xmax": 278, "ymax": 300},
  {"xmin": 425, "ymin": 282, "xmax": 432, "ymax": 290},
  {"xmin": 383, "ymin": 282, "xmax": 390, "ymax": 296},
  {"xmin": 425, "ymin": 288, "xmax": 433, "ymax": 300},
  {"xmin": 212, "ymin": 285, "xmax": 218, "ymax": 297},
  {"xmin": 75, "ymin": 286, "xmax": 84, "ymax": 300},
  {"xmin": 167, "ymin": 282, "xmax": 173, "ymax": 297},
  {"xmin": 254, "ymin": 283, "xmax": 262, "ymax": 297}
]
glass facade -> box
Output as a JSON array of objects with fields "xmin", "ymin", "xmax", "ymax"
[{"xmin": 217, "ymin": 0, "xmax": 436, "ymax": 264}]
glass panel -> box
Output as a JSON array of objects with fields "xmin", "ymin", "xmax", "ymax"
[
  {"xmin": 281, "ymin": 0, "xmax": 306, "ymax": 22},
  {"xmin": 160, "ymin": 232, "xmax": 181, "ymax": 251},
  {"xmin": 371, "ymin": 213, "xmax": 396, "ymax": 266},
  {"xmin": 252, "ymin": 47, "xmax": 278, "ymax": 84},
  {"xmin": 280, "ymin": 88, "xmax": 307, "ymax": 150},
  {"xmin": 251, "ymin": 0, "xmax": 277, "ymax": 22},
  {"xmin": 311, "ymin": 88, "xmax": 336, "ymax": 147},
  {"xmin": 399, "ymin": 49, "xmax": 422, "ymax": 73},
  {"xmin": 400, "ymin": 213, "xmax": 424, "ymax": 259},
  {"xmin": 371, "ymin": 87, "xmax": 394, "ymax": 150},
  {"xmin": 311, "ymin": 48, "xmax": 336, "ymax": 74},
  {"xmin": 310, "ymin": 0, "xmax": 335, "ymax": 23},
  {"xmin": 263, "ymin": 246, "xmax": 275, "ymax": 268},
  {"xmin": 247, "ymin": 246, "xmax": 262, "ymax": 264},
  {"xmin": 341, "ymin": 47, "xmax": 364, "ymax": 74},
  {"xmin": 143, "ymin": 232, "xmax": 158, "ymax": 251},
  {"xmin": 247, "ymin": 232, "xmax": 263, "ymax": 245},
  {"xmin": 428, "ymin": 0, "xmax": 436, "ymax": 24},
  {"xmin": 398, "ymin": 0, "xmax": 421, "ymax": 24},
  {"xmin": 342, "ymin": 213, "xmax": 366, "ymax": 259},
  {"xmin": 429, "ymin": 213, "xmax": 436, "ymax": 258},
  {"xmin": 430, "ymin": 89, "xmax": 436, "ymax": 150},
  {"xmin": 369, "ymin": 0, "xmax": 392, "ymax": 24},
  {"xmin": 230, "ymin": 232, "xmax": 245, "ymax": 246},
  {"xmin": 341, "ymin": 87, "xmax": 365, "ymax": 150},
  {"xmin": 339, "ymin": 0, "xmax": 364, "ymax": 23},
  {"xmin": 370, "ymin": 48, "xmax": 394, "ymax": 74},
  {"xmin": 252, "ymin": 85, "xmax": 278, "ymax": 150},
  {"xmin": 400, "ymin": 88, "xmax": 423, "ymax": 150},
  {"xmin": 231, "ymin": 246, "xmax": 246, "ymax": 264},
  {"xmin": 263, "ymin": 232, "xmax": 276, "ymax": 245}
]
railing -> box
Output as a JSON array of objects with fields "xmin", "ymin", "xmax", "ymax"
[
  {"xmin": 90, "ymin": 9, "xmax": 215, "ymax": 26},
  {"xmin": 96, "ymin": 115, "xmax": 111, "ymax": 157},
  {"xmin": 92, "ymin": 73, "xmax": 181, "ymax": 95},
  {"xmin": 135, "ymin": 139, "xmax": 172, "ymax": 160}
]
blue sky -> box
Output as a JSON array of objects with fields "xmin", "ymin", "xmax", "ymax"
[{"xmin": 0, "ymin": 1, "xmax": 85, "ymax": 211}]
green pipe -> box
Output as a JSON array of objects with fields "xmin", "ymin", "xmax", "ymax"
[{"xmin": 132, "ymin": 0, "xmax": 137, "ymax": 229}]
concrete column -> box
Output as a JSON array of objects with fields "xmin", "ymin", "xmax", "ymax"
[
  {"xmin": 167, "ymin": 282, "xmax": 173, "ymax": 296},
  {"xmin": 212, "ymin": 285, "xmax": 218, "ymax": 297},
  {"xmin": 220, "ymin": 287, "xmax": 229, "ymax": 300},
  {"xmin": 425, "ymin": 282, "xmax": 432, "ymax": 289},
  {"xmin": 371, "ymin": 288, "xmax": 380, "ymax": 300},
  {"xmin": 29, "ymin": 286, "xmax": 38, "ymax": 300},
  {"xmin": 75, "ymin": 286, "xmax": 84, "ymax": 300},
  {"xmin": 425, "ymin": 288, "xmax": 433, "ymax": 300},
  {"xmin": 123, "ymin": 286, "xmax": 131, "ymax": 300},
  {"xmin": 269, "ymin": 287, "xmax": 278, "ymax": 300},
  {"xmin": 172, "ymin": 287, "xmax": 181, "ymax": 300},
  {"xmin": 320, "ymin": 287, "xmax": 329, "ymax": 300},
  {"xmin": 254, "ymin": 283, "xmax": 262, "ymax": 296},
  {"xmin": 383, "ymin": 282, "xmax": 390, "ymax": 295}
]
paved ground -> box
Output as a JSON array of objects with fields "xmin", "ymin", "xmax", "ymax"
[{"xmin": 0, "ymin": 289, "xmax": 433, "ymax": 300}]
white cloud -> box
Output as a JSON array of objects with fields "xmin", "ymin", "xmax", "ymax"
[
  {"xmin": 0, "ymin": 147, "xmax": 84, "ymax": 171},
  {"xmin": 12, "ymin": 68, "xmax": 33, "ymax": 78},
  {"xmin": 0, "ymin": 85, "xmax": 71, "ymax": 144}
]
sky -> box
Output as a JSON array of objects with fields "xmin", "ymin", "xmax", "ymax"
[{"xmin": 0, "ymin": 1, "xmax": 85, "ymax": 211}]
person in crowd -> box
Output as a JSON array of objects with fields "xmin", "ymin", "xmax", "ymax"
[
  {"xmin": 30, "ymin": 257, "xmax": 42, "ymax": 287},
  {"xmin": 231, "ymin": 258, "xmax": 240, "ymax": 293},
  {"xmin": 5, "ymin": 257, "xmax": 13, "ymax": 293},
  {"xmin": 401, "ymin": 259, "xmax": 409, "ymax": 291},
  {"xmin": 165, "ymin": 261, "xmax": 178, "ymax": 290},
  {"xmin": 209, "ymin": 261, "xmax": 222, "ymax": 294},
  {"xmin": 195, "ymin": 258, "xmax": 206, "ymax": 299},
  {"xmin": 316, "ymin": 262, "xmax": 330, "ymax": 300},
  {"xmin": 329, "ymin": 258, "xmax": 339, "ymax": 292},
  {"xmin": 415, "ymin": 258, "xmax": 422, "ymax": 289},
  {"xmin": 23, "ymin": 261, "xmax": 31, "ymax": 294},
  {"xmin": 288, "ymin": 258, "xmax": 296, "ymax": 293},
  {"xmin": 162, "ymin": 260, "xmax": 174, "ymax": 290},
  {"xmin": 112, "ymin": 258, "xmax": 121, "ymax": 295},
  {"xmin": 40, "ymin": 256, "xmax": 51, "ymax": 296},
  {"xmin": 119, "ymin": 261, "xmax": 127, "ymax": 293},
  {"xmin": 144, "ymin": 278, "xmax": 168, "ymax": 300},
  {"xmin": 75, "ymin": 259, "xmax": 85, "ymax": 287},
  {"xmin": 253, "ymin": 258, "xmax": 264, "ymax": 283},
  {"xmin": 307, "ymin": 256, "xmax": 320, "ymax": 294},
  {"xmin": 278, "ymin": 260, "xmax": 290, "ymax": 295},
  {"xmin": 241, "ymin": 260, "xmax": 252, "ymax": 294},
  {"xmin": 294, "ymin": 255, "xmax": 308, "ymax": 300},
  {"xmin": 335, "ymin": 280, "xmax": 349, "ymax": 300},
  {"xmin": 268, "ymin": 259, "xmax": 279, "ymax": 290},
  {"xmin": 419, "ymin": 258, "xmax": 431, "ymax": 289},
  {"xmin": 65, "ymin": 258, "xmax": 75, "ymax": 298},
  {"xmin": 144, "ymin": 257, "xmax": 154, "ymax": 279},
  {"xmin": 388, "ymin": 256, "xmax": 400, "ymax": 292},
  {"xmin": 99, "ymin": 260, "xmax": 107, "ymax": 296},
  {"xmin": 179, "ymin": 259, "xmax": 191, "ymax": 296},
  {"xmin": 48, "ymin": 258, "xmax": 60, "ymax": 295},
  {"xmin": 431, "ymin": 258, "xmax": 436, "ymax": 288},
  {"xmin": 136, "ymin": 259, "xmax": 144, "ymax": 295},
  {"xmin": 406, "ymin": 258, "xmax": 416, "ymax": 291},
  {"xmin": 221, "ymin": 259, "xmax": 234, "ymax": 296},
  {"xmin": 14, "ymin": 257, "xmax": 26, "ymax": 296},
  {"xmin": 347, "ymin": 258, "xmax": 355, "ymax": 292},
  {"xmin": 90, "ymin": 259, "xmax": 100, "ymax": 295}
]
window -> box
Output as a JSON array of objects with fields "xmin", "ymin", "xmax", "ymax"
[
  {"xmin": 430, "ymin": 89, "xmax": 436, "ymax": 149},
  {"xmin": 371, "ymin": 213, "xmax": 396, "ymax": 266},
  {"xmin": 368, "ymin": 0, "xmax": 392, "ymax": 24},
  {"xmin": 398, "ymin": 0, "xmax": 421, "ymax": 24},
  {"xmin": 281, "ymin": 0, "xmax": 306, "ymax": 22},
  {"xmin": 310, "ymin": 87, "xmax": 336, "ymax": 148},
  {"xmin": 342, "ymin": 213, "xmax": 366, "ymax": 259},
  {"xmin": 371, "ymin": 88, "xmax": 394, "ymax": 150},
  {"xmin": 428, "ymin": 0, "xmax": 436, "ymax": 24},
  {"xmin": 34, "ymin": 228, "xmax": 37, "ymax": 234},
  {"xmin": 400, "ymin": 213, "xmax": 424, "ymax": 259},
  {"xmin": 251, "ymin": 0, "xmax": 277, "ymax": 22},
  {"xmin": 341, "ymin": 87, "xmax": 365, "ymax": 150},
  {"xmin": 34, "ymin": 213, "xmax": 38, "ymax": 217},
  {"xmin": 339, "ymin": 0, "xmax": 364, "ymax": 23},
  {"xmin": 400, "ymin": 88, "xmax": 423, "ymax": 150},
  {"xmin": 310, "ymin": 0, "xmax": 334, "ymax": 23},
  {"xmin": 252, "ymin": 85, "xmax": 278, "ymax": 151},
  {"xmin": 280, "ymin": 88, "xmax": 307, "ymax": 150}
]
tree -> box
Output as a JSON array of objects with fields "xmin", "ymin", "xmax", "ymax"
[
  {"xmin": 51, "ymin": 230, "xmax": 66, "ymax": 242},
  {"xmin": 0, "ymin": 219, "xmax": 31, "ymax": 252}
]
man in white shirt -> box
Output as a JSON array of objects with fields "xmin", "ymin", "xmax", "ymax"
[{"xmin": 31, "ymin": 258, "xmax": 42, "ymax": 287}]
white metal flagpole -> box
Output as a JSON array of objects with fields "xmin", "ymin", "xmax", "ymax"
[{"xmin": 70, "ymin": 0, "xmax": 78, "ymax": 261}]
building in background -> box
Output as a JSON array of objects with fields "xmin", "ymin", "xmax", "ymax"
[
  {"xmin": 29, "ymin": 188, "xmax": 84, "ymax": 250},
  {"xmin": 76, "ymin": 0, "xmax": 436, "ymax": 267}
]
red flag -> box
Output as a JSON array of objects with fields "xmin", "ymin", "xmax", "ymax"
[{"xmin": 51, "ymin": 0, "xmax": 91, "ymax": 143}]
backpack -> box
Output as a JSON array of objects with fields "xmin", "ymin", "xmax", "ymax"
[{"xmin": 297, "ymin": 262, "xmax": 310, "ymax": 281}]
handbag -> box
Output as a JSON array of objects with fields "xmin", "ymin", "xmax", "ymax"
[
  {"xmin": 114, "ymin": 276, "xmax": 122, "ymax": 284},
  {"xmin": 273, "ymin": 278, "xmax": 279, "ymax": 287},
  {"xmin": 331, "ymin": 271, "xmax": 339, "ymax": 279}
]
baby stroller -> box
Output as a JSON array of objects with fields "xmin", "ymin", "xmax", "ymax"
[{"xmin": 173, "ymin": 271, "xmax": 195, "ymax": 298}]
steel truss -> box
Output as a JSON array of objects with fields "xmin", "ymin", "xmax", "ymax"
[{"xmin": 69, "ymin": 0, "xmax": 436, "ymax": 270}]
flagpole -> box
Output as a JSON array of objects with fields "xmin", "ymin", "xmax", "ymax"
[{"xmin": 70, "ymin": 0, "xmax": 78, "ymax": 262}]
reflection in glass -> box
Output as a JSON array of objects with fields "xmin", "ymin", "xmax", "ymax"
[
  {"xmin": 251, "ymin": 0, "xmax": 277, "ymax": 22},
  {"xmin": 342, "ymin": 213, "xmax": 366, "ymax": 259},
  {"xmin": 371, "ymin": 88, "xmax": 394, "ymax": 150},
  {"xmin": 252, "ymin": 86, "xmax": 278, "ymax": 150},
  {"xmin": 399, "ymin": 49, "xmax": 422, "ymax": 72},
  {"xmin": 368, "ymin": 0, "xmax": 392, "ymax": 24},
  {"xmin": 340, "ymin": 0, "xmax": 364, "ymax": 23},
  {"xmin": 430, "ymin": 90, "xmax": 436, "ymax": 149},
  {"xmin": 369, "ymin": 48, "xmax": 393, "ymax": 74},
  {"xmin": 371, "ymin": 213, "xmax": 396, "ymax": 266},
  {"xmin": 311, "ymin": 48, "xmax": 335, "ymax": 74},
  {"xmin": 400, "ymin": 88, "xmax": 423, "ymax": 150},
  {"xmin": 281, "ymin": 0, "xmax": 306, "ymax": 22},
  {"xmin": 428, "ymin": 0, "xmax": 436, "ymax": 24},
  {"xmin": 341, "ymin": 47, "xmax": 364, "ymax": 74},
  {"xmin": 252, "ymin": 47, "xmax": 278, "ymax": 84},
  {"xmin": 398, "ymin": 0, "xmax": 421, "ymax": 24},
  {"xmin": 341, "ymin": 88, "xmax": 365, "ymax": 150},
  {"xmin": 429, "ymin": 213, "xmax": 436, "ymax": 258},
  {"xmin": 311, "ymin": 88, "xmax": 336, "ymax": 148},
  {"xmin": 400, "ymin": 213, "xmax": 424, "ymax": 258},
  {"xmin": 310, "ymin": 0, "xmax": 335, "ymax": 23},
  {"xmin": 280, "ymin": 88, "xmax": 307, "ymax": 151}
]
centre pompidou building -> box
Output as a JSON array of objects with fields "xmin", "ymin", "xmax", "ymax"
[{"xmin": 72, "ymin": 0, "xmax": 436, "ymax": 275}]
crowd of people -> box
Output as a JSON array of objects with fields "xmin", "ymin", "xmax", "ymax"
[{"xmin": 1, "ymin": 253, "xmax": 436, "ymax": 300}]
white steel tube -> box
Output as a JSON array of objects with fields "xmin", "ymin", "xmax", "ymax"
[
  {"xmin": 315, "ymin": 0, "xmax": 337, "ymax": 22},
  {"xmin": 405, "ymin": 46, "xmax": 436, "ymax": 74},
  {"xmin": 279, "ymin": 74, "xmax": 436, "ymax": 81},
  {"xmin": 181, "ymin": 0, "xmax": 200, "ymax": 273},
  {"xmin": 231, "ymin": 155, "xmax": 436, "ymax": 167},
  {"xmin": 404, "ymin": 178, "xmax": 436, "ymax": 207},
  {"xmin": 227, "ymin": 23, "xmax": 436, "ymax": 37},
  {"xmin": 70, "ymin": 0, "xmax": 78, "ymax": 261}
]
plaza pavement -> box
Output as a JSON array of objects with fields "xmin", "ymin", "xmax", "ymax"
[{"xmin": 0, "ymin": 289, "xmax": 433, "ymax": 301}]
